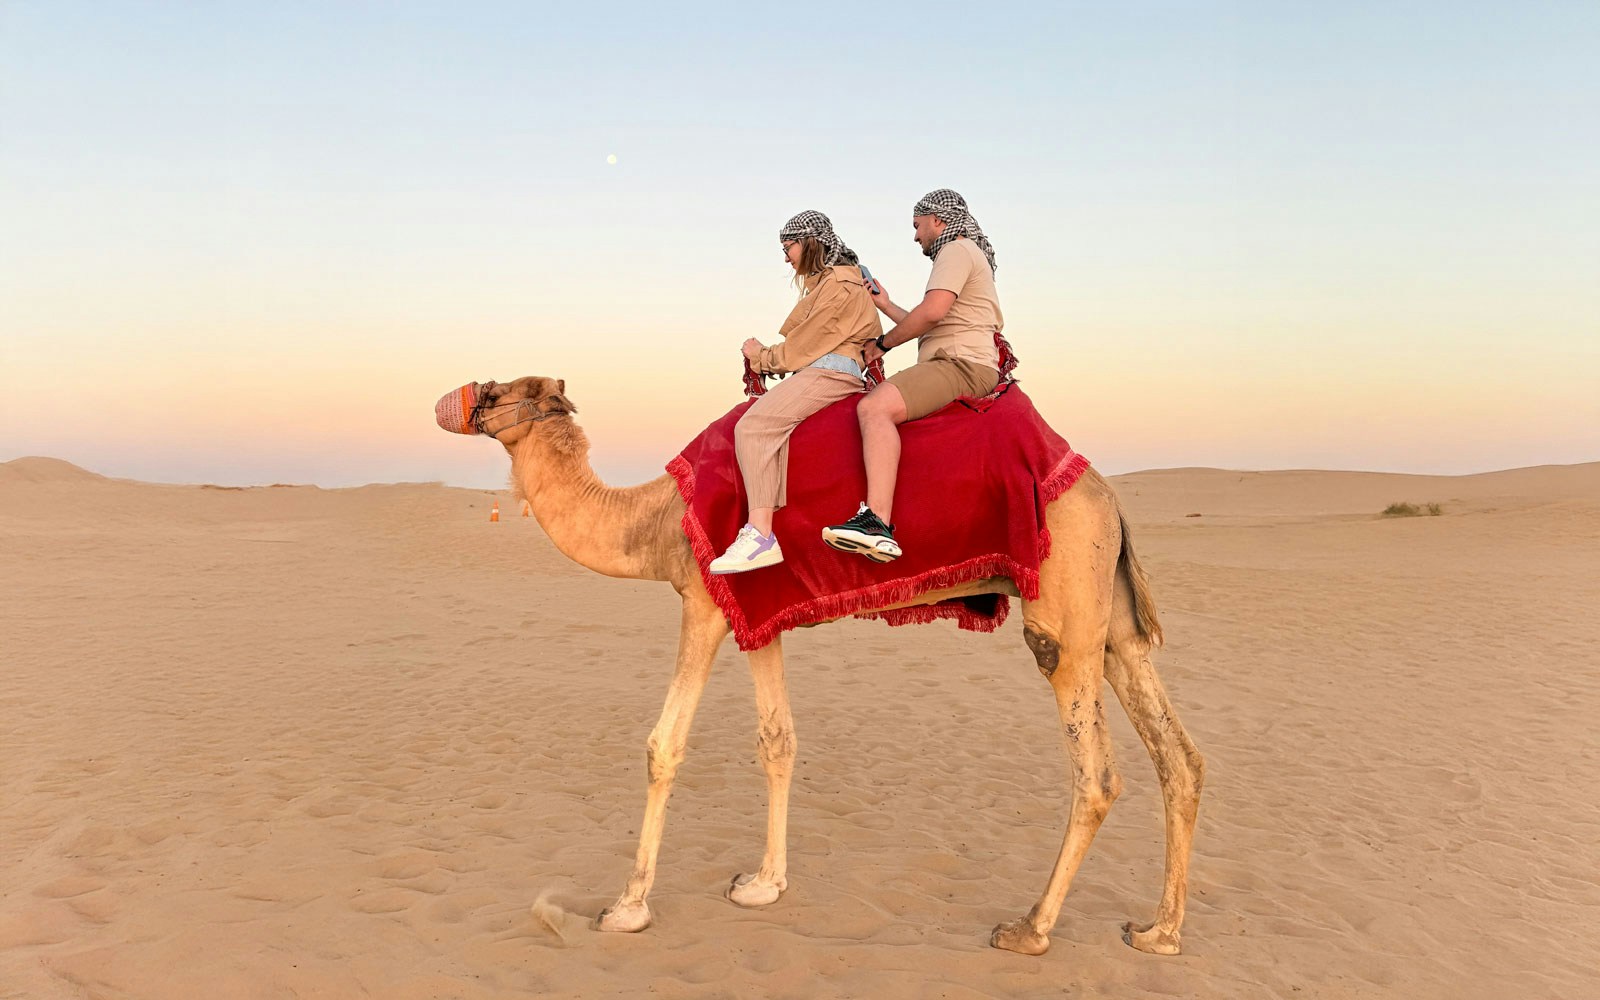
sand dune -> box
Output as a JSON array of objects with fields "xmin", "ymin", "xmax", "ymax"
[
  {"xmin": 0, "ymin": 457, "xmax": 110, "ymax": 485},
  {"xmin": 3, "ymin": 457, "xmax": 1597, "ymax": 999}
]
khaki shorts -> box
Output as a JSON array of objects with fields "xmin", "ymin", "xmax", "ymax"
[{"xmin": 885, "ymin": 350, "xmax": 1001, "ymax": 421}]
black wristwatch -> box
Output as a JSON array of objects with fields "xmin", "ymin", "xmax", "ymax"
[{"xmin": 874, "ymin": 334, "xmax": 890, "ymax": 353}]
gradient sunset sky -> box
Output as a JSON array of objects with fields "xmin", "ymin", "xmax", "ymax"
[{"xmin": 3, "ymin": 2, "xmax": 1596, "ymax": 488}]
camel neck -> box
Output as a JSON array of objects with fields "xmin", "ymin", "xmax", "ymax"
[{"xmin": 509, "ymin": 424, "xmax": 678, "ymax": 582}]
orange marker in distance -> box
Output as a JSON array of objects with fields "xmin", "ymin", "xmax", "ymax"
[{"xmin": 489, "ymin": 500, "xmax": 500, "ymax": 522}]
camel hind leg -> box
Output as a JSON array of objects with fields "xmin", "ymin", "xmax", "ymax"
[
  {"xmin": 1104, "ymin": 539, "xmax": 1205, "ymax": 955},
  {"xmin": 727, "ymin": 636, "xmax": 795, "ymax": 907},
  {"xmin": 991, "ymin": 625, "xmax": 1122, "ymax": 956},
  {"xmin": 991, "ymin": 478, "xmax": 1123, "ymax": 956}
]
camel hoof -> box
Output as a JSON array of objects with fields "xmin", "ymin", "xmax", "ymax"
[
  {"xmin": 593, "ymin": 901, "xmax": 652, "ymax": 933},
  {"xmin": 990, "ymin": 917, "xmax": 1050, "ymax": 956},
  {"xmin": 725, "ymin": 872, "xmax": 785, "ymax": 908},
  {"xmin": 1121, "ymin": 920, "xmax": 1181, "ymax": 955}
]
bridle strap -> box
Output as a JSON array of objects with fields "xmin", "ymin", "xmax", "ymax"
[{"xmin": 471, "ymin": 388, "xmax": 568, "ymax": 439}]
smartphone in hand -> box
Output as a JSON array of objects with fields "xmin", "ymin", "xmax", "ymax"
[{"xmin": 858, "ymin": 263, "xmax": 882, "ymax": 295}]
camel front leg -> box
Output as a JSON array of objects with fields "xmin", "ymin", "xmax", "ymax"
[
  {"xmin": 991, "ymin": 621, "xmax": 1123, "ymax": 956},
  {"xmin": 728, "ymin": 637, "xmax": 795, "ymax": 908},
  {"xmin": 594, "ymin": 591, "xmax": 729, "ymax": 933}
]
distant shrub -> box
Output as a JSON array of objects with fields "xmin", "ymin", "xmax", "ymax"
[{"xmin": 1382, "ymin": 501, "xmax": 1442, "ymax": 517}]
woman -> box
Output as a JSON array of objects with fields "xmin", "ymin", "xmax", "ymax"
[{"xmin": 708, "ymin": 210, "xmax": 883, "ymax": 574}]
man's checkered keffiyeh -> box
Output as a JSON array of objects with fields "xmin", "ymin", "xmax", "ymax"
[
  {"xmin": 914, "ymin": 188, "xmax": 996, "ymax": 274},
  {"xmin": 779, "ymin": 210, "xmax": 860, "ymax": 269}
]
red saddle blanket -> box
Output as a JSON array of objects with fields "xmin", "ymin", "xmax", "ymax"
[{"xmin": 667, "ymin": 384, "xmax": 1091, "ymax": 651}]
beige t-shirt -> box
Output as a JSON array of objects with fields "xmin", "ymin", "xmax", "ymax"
[{"xmin": 919, "ymin": 237, "xmax": 1002, "ymax": 369}]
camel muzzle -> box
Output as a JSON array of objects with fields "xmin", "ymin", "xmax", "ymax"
[{"xmin": 435, "ymin": 382, "xmax": 484, "ymax": 435}]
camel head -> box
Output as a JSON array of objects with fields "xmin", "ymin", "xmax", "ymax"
[{"xmin": 434, "ymin": 376, "xmax": 577, "ymax": 449}]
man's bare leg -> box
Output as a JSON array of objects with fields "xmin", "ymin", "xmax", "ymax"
[{"xmin": 856, "ymin": 384, "xmax": 908, "ymax": 523}]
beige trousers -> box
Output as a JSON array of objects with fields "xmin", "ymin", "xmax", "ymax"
[{"xmin": 735, "ymin": 367, "xmax": 864, "ymax": 510}]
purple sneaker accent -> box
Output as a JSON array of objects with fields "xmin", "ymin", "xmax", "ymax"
[
  {"xmin": 748, "ymin": 529, "xmax": 777, "ymax": 557},
  {"xmin": 709, "ymin": 524, "xmax": 786, "ymax": 574}
]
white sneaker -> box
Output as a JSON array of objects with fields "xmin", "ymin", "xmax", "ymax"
[{"xmin": 709, "ymin": 525, "xmax": 784, "ymax": 575}]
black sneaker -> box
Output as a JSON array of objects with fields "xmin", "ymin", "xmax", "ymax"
[{"xmin": 822, "ymin": 503, "xmax": 902, "ymax": 562}]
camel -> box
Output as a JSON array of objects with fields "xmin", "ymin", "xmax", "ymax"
[{"xmin": 448, "ymin": 376, "xmax": 1205, "ymax": 956}]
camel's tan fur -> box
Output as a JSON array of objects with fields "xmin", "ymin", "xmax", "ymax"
[{"xmin": 470, "ymin": 377, "xmax": 1204, "ymax": 955}]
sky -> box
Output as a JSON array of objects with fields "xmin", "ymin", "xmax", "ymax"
[{"xmin": 2, "ymin": 1, "xmax": 1597, "ymax": 488}]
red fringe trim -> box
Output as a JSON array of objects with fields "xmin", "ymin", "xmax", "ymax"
[
  {"xmin": 668, "ymin": 447, "xmax": 1091, "ymax": 652},
  {"xmin": 867, "ymin": 598, "xmax": 1010, "ymax": 633},
  {"xmin": 1035, "ymin": 449, "xmax": 1092, "ymax": 566}
]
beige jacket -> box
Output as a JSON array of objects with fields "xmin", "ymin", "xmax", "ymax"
[{"xmin": 756, "ymin": 265, "xmax": 884, "ymax": 375}]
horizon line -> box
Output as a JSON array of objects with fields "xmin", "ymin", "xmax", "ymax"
[{"xmin": 5, "ymin": 454, "xmax": 1598, "ymax": 492}]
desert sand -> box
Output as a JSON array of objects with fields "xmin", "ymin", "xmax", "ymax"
[{"xmin": 2, "ymin": 454, "xmax": 1597, "ymax": 999}]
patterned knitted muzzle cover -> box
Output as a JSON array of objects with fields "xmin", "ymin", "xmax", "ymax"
[{"xmin": 435, "ymin": 382, "xmax": 483, "ymax": 435}]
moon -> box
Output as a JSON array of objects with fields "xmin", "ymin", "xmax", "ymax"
[{"xmin": 606, "ymin": 154, "xmax": 617, "ymax": 165}]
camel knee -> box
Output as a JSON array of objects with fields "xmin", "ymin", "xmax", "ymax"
[
  {"xmin": 1182, "ymin": 745, "xmax": 1206, "ymax": 799},
  {"xmin": 1109, "ymin": 642, "xmax": 1204, "ymax": 798},
  {"xmin": 1150, "ymin": 703, "xmax": 1206, "ymax": 800},
  {"xmin": 645, "ymin": 738, "xmax": 686, "ymax": 784},
  {"xmin": 1023, "ymin": 624, "xmax": 1061, "ymax": 679},
  {"xmin": 756, "ymin": 715, "xmax": 796, "ymax": 766},
  {"xmin": 1076, "ymin": 763, "xmax": 1122, "ymax": 822}
]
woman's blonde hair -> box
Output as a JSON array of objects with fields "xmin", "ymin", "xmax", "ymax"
[{"xmin": 791, "ymin": 237, "xmax": 830, "ymax": 292}]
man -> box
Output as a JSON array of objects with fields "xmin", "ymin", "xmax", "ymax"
[{"xmin": 822, "ymin": 188, "xmax": 1003, "ymax": 562}]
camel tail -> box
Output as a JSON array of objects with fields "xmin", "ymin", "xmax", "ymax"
[{"xmin": 1117, "ymin": 505, "xmax": 1164, "ymax": 649}]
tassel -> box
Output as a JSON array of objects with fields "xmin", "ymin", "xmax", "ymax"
[
  {"xmin": 742, "ymin": 356, "xmax": 768, "ymax": 397},
  {"xmin": 994, "ymin": 330, "xmax": 1020, "ymax": 384}
]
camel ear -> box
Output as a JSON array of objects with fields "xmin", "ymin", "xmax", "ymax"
[
  {"xmin": 556, "ymin": 379, "xmax": 565, "ymax": 394},
  {"xmin": 545, "ymin": 393, "xmax": 577, "ymax": 415}
]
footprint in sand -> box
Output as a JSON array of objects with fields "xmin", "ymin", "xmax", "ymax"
[
  {"xmin": 0, "ymin": 905, "xmax": 86, "ymax": 948},
  {"xmin": 391, "ymin": 871, "xmax": 454, "ymax": 895},
  {"xmin": 32, "ymin": 875, "xmax": 106, "ymax": 899},
  {"xmin": 373, "ymin": 850, "xmax": 442, "ymax": 880},
  {"xmin": 347, "ymin": 888, "xmax": 416, "ymax": 914},
  {"xmin": 65, "ymin": 892, "xmax": 120, "ymax": 924},
  {"xmin": 468, "ymin": 814, "xmax": 517, "ymax": 839},
  {"xmin": 267, "ymin": 762, "xmax": 320, "ymax": 784},
  {"xmin": 301, "ymin": 794, "xmax": 358, "ymax": 818},
  {"xmin": 208, "ymin": 824, "xmax": 269, "ymax": 849},
  {"xmin": 230, "ymin": 873, "xmax": 326, "ymax": 907},
  {"xmin": 131, "ymin": 818, "xmax": 184, "ymax": 845},
  {"xmin": 425, "ymin": 888, "xmax": 500, "ymax": 925}
]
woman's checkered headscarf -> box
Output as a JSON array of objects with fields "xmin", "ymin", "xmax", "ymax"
[
  {"xmin": 914, "ymin": 188, "xmax": 996, "ymax": 274},
  {"xmin": 779, "ymin": 210, "xmax": 859, "ymax": 269}
]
